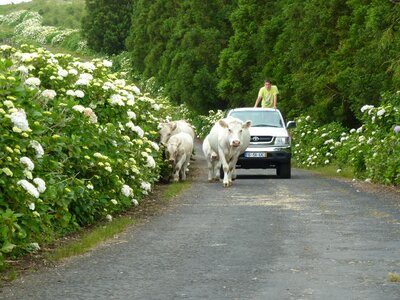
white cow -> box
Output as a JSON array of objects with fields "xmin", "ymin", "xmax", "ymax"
[
  {"xmin": 202, "ymin": 134, "xmax": 220, "ymax": 182},
  {"xmin": 165, "ymin": 132, "xmax": 194, "ymax": 182},
  {"xmin": 159, "ymin": 120, "xmax": 195, "ymax": 146},
  {"xmin": 207, "ymin": 117, "xmax": 251, "ymax": 187}
]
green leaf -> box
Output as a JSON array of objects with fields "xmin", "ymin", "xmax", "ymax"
[{"xmin": 1, "ymin": 241, "xmax": 16, "ymax": 253}]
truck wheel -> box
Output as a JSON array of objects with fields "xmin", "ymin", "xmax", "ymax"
[{"xmin": 277, "ymin": 162, "xmax": 291, "ymax": 178}]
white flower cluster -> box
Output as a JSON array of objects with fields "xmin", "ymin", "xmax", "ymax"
[
  {"xmin": 17, "ymin": 177, "xmax": 46, "ymax": 199},
  {"xmin": 72, "ymin": 105, "xmax": 98, "ymax": 123},
  {"xmin": 41, "ymin": 89, "xmax": 57, "ymax": 100},
  {"xmin": 67, "ymin": 90, "xmax": 85, "ymax": 98},
  {"xmin": 10, "ymin": 109, "xmax": 30, "ymax": 131}
]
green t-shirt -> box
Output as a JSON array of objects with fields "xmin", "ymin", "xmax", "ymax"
[{"xmin": 258, "ymin": 85, "xmax": 279, "ymax": 107}]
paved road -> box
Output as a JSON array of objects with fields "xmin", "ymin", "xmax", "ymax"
[{"xmin": 1, "ymin": 141, "xmax": 400, "ymax": 299}]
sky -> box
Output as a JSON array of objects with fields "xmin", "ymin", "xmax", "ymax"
[{"xmin": 0, "ymin": 0, "xmax": 32, "ymax": 5}]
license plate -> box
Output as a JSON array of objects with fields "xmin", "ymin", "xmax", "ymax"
[{"xmin": 244, "ymin": 152, "xmax": 267, "ymax": 158}]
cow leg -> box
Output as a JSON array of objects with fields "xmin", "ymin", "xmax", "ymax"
[
  {"xmin": 180, "ymin": 153, "xmax": 189, "ymax": 181},
  {"xmin": 228, "ymin": 153, "xmax": 240, "ymax": 186},
  {"xmin": 218, "ymin": 149, "xmax": 230, "ymax": 187},
  {"xmin": 213, "ymin": 159, "xmax": 221, "ymax": 181},
  {"xmin": 206, "ymin": 157, "xmax": 215, "ymax": 182}
]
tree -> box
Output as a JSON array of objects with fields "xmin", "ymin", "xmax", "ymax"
[{"xmin": 82, "ymin": 0, "xmax": 133, "ymax": 55}]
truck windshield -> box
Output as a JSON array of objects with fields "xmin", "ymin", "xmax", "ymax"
[{"xmin": 229, "ymin": 111, "xmax": 284, "ymax": 128}]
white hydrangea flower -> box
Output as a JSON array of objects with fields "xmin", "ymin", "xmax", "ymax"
[
  {"xmin": 10, "ymin": 109, "xmax": 30, "ymax": 131},
  {"xmin": 111, "ymin": 199, "xmax": 118, "ymax": 205},
  {"xmin": 146, "ymin": 155, "xmax": 156, "ymax": 168},
  {"xmin": 140, "ymin": 181, "xmax": 151, "ymax": 193},
  {"xmin": 377, "ymin": 109, "xmax": 385, "ymax": 117},
  {"xmin": 66, "ymin": 90, "xmax": 76, "ymax": 96},
  {"xmin": 360, "ymin": 105, "xmax": 374, "ymax": 113},
  {"xmin": 83, "ymin": 107, "xmax": 98, "ymax": 124},
  {"xmin": 75, "ymin": 90, "xmax": 85, "ymax": 98},
  {"xmin": 41, "ymin": 89, "xmax": 57, "ymax": 99},
  {"xmin": 75, "ymin": 78, "xmax": 90, "ymax": 86},
  {"xmin": 25, "ymin": 77, "xmax": 41, "ymax": 87},
  {"xmin": 132, "ymin": 199, "xmax": 139, "ymax": 206},
  {"xmin": 33, "ymin": 177, "xmax": 46, "ymax": 193},
  {"xmin": 28, "ymin": 202, "xmax": 36, "ymax": 210},
  {"xmin": 110, "ymin": 94, "xmax": 124, "ymax": 106},
  {"xmin": 18, "ymin": 179, "xmax": 39, "ymax": 198},
  {"xmin": 131, "ymin": 125, "xmax": 144, "ymax": 138},
  {"xmin": 132, "ymin": 85, "xmax": 141, "ymax": 95},
  {"xmin": 57, "ymin": 68, "xmax": 68, "ymax": 77},
  {"xmin": 102, "ymin": 82, "xmax": 116, "ymax": 91},
  {"xmin": 20, "ymin": 156, "xmax": 34, "ymax": 171},
  {"xmin": 150, "ymin": 141, "xmax": 160, "ymax": 151},
  {"xmin": 106, "ymin": 214, "xmax": 113, "ymax": 222},
  {"xmin": 121, "ymin": 184, "xmax": 132, "ymax": 197},
  {"xmin": 103, "ymin": 59, "xmax": 112, "ymax": 67},
  {"xmin": 127, "ymin": 110, "xmax": 136, "ymax": 120},
  {"xmin": 72, "ymin": 105, "xmax": 85, "ymax": 113},
  {"xmin": 17, "ymin": 65, "xmax": 29, "ymax": 74}
]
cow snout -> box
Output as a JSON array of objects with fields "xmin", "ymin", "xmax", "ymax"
[{"xmin": 231, "ymin": 140, "xmax": 241, "ymax": 147}]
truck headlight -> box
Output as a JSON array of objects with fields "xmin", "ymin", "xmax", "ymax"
[{"xmin": 274, "ymin": 137, "xmax": 290, "ymax": 146}]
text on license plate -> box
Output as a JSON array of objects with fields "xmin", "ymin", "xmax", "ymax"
[{"xmin": 244, "ymin": 152, "xmax": 267, "ymax": 158}]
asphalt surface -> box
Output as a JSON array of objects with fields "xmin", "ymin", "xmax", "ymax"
[{"xmin": 1, "ymin": 140, "xmax": 400, "ymax": 299}]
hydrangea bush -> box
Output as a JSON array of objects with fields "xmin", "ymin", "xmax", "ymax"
[
  {"xmin": 0, "ymin": 10, "xmax": 84, "ymax": 51},
  {"xmin": 291, "ymin": 93, "xmax": 400, "ymax": 185},
  {"xmin": 0, "ymin": 44, "xmax": 180, "ymax": 268}
]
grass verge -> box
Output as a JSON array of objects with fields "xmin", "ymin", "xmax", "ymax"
[
  {"xmin": 296, "ymin": 164, "xmax": 355, "ymax": 180},
  {"xmin": 163, "ymin": 181, "xmax": 191, "ymax": 201},
  {"xmin": 46, "ymin": 216, "xmax": 135, "ymax": 261}
]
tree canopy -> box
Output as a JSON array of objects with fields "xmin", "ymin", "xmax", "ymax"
[{"xmin": 83, "ymin": 0, "xmax": 400, "ymax": 126}]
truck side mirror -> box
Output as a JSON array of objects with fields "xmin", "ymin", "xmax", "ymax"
[{"xmin": 286, "ymin": 121, "xmax": 296, "ymax": 129}]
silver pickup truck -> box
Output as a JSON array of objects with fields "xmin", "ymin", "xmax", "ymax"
[{"xmin": 226, "ymin": 107, "xmax": 296, "ymax": 178}]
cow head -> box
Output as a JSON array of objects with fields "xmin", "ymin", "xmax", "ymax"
[
  {"xmin": 166, "ymin": 140, "xmax": 180, "ymax": 165},
  {"xmin": 159, "ymin": 122, "xmax": 178, "ymax": 146},
  {"xmin": 219, "ymin": 118, "xmax": 252, "ymax": 147}
]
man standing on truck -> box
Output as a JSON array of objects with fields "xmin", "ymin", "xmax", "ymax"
[{"xmin": 254, "ymin": 79, "xmax": 278, "ymax": 109}]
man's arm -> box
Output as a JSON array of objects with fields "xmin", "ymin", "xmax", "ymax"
[
  {"xmin": 273, "ymin": 94, "xmax": 277, "ymax": 109},
  {"xmin": 254, "ymin": 95, "xmax": 262, "ymax": 107}
]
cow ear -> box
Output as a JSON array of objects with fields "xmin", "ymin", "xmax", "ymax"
[
  {"xmin": 170, "ymin": 122, "xmax": 177, "ymax": 131},
  {"xmin": 219, "ymin": 119, "xmax": 228, "ymax": 128},
  {"xmin": 243, "ymin": 120, "xmax": 252, "ymax": 128}
]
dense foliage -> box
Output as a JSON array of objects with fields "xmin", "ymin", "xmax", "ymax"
[
  {"xmin": 84, "ymin": 0, "xmax": 400, "ymax": 127},
  {"xmin": 125, "ymin": 0, "xmax": 235, "ymax": 113},
  {"xmin": 0, "ymin": 44, "xmax": 186, "ymax": 269},
  {"xmin": 81, "ymin": 0, "xmax": 132, "ymax": 54},
  {"xmin": 290, "ymin": 92, "xmax": 400, "ymax": 184}
]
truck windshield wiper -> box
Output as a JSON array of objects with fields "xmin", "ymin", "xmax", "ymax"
[{"xmin": 252, "ymin": 124, "xmax": 281, "ymax": 128}]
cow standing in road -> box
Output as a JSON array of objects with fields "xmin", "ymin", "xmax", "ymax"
[
  {"xmin": 158, "ymin": 120, "xmax": 195, "ymax": 147},
  {"xmin": 202, "ymin": 134, "xmax": 220, "ymax": 182},
  {"xmin": 207, "ymin": 117, "xmax": 251, "ymax": 187},
  {"xmin": 165, "ymin": 132, "xmax": 194, "ymax": 182}
]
